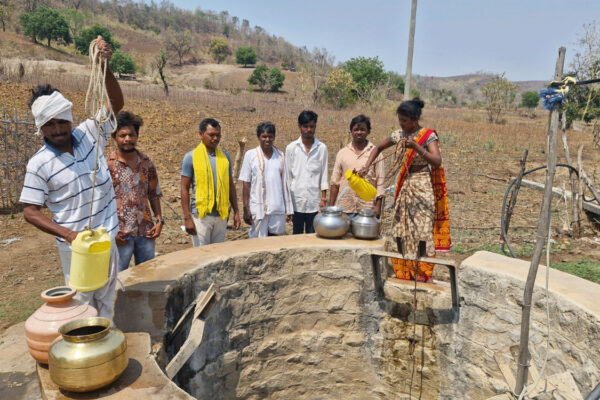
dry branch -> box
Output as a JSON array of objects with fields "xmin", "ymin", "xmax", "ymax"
[
  {"xmin": 502, "ymin": 149, "xmax": 528, "ymax": 240},
  {"xmin": 561, "ymin": 111, "xmax": 582, "ymax": 237}
]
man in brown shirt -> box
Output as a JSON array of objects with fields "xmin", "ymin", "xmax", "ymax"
[
  {"xmin": 107, "ymin": 111, "xmax": 163, "ymax": 271},
  {"xmin": 329, "ymin": 114, "xmax": 385, "ymax": 217}
]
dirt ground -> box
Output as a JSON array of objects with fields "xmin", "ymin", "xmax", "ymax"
[{"xmin": 1, "ymin": 78, "xmax": 600, "ymax": 333}]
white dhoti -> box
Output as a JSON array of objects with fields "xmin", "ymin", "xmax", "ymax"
[{"xmin": 249, "ymin": 214, "xmax": 286, "ymax": 238}]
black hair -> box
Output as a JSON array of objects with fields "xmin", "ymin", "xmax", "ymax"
[
  {"xmin": 199, "ymin": 118, "xmax": 221, "ymax": 133},
  {"xmin": 349, "ymin": 114, "xmax": 371, "ymax": 132},
  {"xmin": 396, "ymin": 97, "xmax": 425, "ymax": 120},
  {"xmin": 114, "ymin": 111, "xmax": 144, "ymax": 137},
  {"xmin": 256, "ymin": 121, "xmax": 276, "ymax": 137},
  {"xmin": 298, "ymin": 110, "xmax": 318, "ymax": 125},
  {"xmin": 28, "ymin": 84, "xmax": 60, "ymax": 108}
]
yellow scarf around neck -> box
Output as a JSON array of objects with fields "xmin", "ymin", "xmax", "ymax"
[{"xmin": 192, "ymin": 142, "xmax": 230, "ymax": 219}]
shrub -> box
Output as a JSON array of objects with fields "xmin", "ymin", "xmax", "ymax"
[
  {"xmin": 235, "ymin": 46, "xmax": 257, "ymax": 67},
  {"xmin": 321, "ymin": 68, "xmax": 356, "ymax": 108},
  {"xmin": 75, "ymin": 24, "xmax": 120, "ymax": 55},
  {"xmin": 208, "ymin": 37, "xmax": 232, "ymax": 64},
  {"xmin": 109, "ymin": 50, "xmax": 136, "ymax": 76},
  {"xmin": 268, "ymin": 67, "xmax": 285, "ymax": 91},
  {"xmin": 248, "ymin": 64, "xmax": 269, "ymax": 90}
]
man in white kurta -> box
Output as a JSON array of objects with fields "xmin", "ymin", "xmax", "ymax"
[{"xmin": 239, "ymin": 122, "xmax": 293, "ymax": 238}]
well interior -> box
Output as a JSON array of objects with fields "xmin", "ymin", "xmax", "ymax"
[{"xmin": 114, "ymin": 238, "xmax": 600, "ymax": 399}]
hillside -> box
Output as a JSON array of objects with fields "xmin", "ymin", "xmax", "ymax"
[
  {"xmin": 0, "ymin": 0, "xmax": 315, "ymax": 69},
  {"xmin": 412, "ymin": 73, "xmax": 547, "ymax": 105}
]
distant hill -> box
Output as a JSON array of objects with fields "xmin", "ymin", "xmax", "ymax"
[
  {"xmin": 1, "ymin": 0, "xmax": 318, "ymax": 69},
  {"xmin": 412, "ymin": 73, "xmax": 547, "ymax": 105}
]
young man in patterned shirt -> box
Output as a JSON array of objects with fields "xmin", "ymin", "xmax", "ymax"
[{"xmin": 107, "ymin": 111, "xmax": 163, "ymax": 271}]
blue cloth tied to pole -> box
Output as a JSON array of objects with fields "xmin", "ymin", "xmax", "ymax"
[{"xmin": 539, "ymin": 88, "xmax": 564, "ymax": 110}]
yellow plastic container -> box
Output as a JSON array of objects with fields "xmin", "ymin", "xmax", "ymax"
[
  {"xmin": 69, "ymin": 227, "xmax": 111, "ymax": 292},
  {"xmin": 345, "ymin": 169, "xmax": 377, "ymax": 202}
]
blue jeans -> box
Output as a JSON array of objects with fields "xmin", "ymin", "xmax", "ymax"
[{"xmin": 117, "ymin": 235, "xmax": 156, "ymax": 272}]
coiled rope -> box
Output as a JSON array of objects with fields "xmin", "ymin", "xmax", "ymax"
[{"xmin": 84, "ymin": 38, "xmax": 117, "ymax": 231}]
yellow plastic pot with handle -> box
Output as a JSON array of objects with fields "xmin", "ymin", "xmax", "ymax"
[
  {"xmin": 345, "ymin": 169, "xmax": 377, "ymax": 202},
  {"xmin": 69, "ymin": 227, "xmax": 111, "ymax": 292}
]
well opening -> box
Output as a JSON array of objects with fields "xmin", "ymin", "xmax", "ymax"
[{"xmin": 114, "ymin": 239, "xmax": 600, "ymax": 399}]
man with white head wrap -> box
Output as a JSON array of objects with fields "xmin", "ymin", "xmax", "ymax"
[{"xmin": 19, "ymin": 36, "xmax": 124, "ymax": 320}]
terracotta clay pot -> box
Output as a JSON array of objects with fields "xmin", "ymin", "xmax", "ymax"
[{"xmin": 24, "ymin": 286, "xmax": 98, "ymax": 364}]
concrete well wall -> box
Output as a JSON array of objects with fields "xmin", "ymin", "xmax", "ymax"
[{"xmin": 114, "ymin": 236, "xmax": 600, "ymax": 399}]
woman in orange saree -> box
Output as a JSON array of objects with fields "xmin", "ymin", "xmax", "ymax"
[{"xmin": 361, "ymin": 98, "xmax": 451, "ymax": 282}]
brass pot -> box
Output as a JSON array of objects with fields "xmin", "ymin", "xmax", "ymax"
[{"xmin": 48, "ymin": 317, "xmax": 128, "ymax": 392}]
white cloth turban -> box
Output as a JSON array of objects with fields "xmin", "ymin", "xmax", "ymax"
[{"xmin": 31, "ymin": 91, "xmax": 73, "ymax": 135}]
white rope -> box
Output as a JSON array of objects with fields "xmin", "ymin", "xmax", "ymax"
[{"xmin": 84, "ymin": 39, "xmax": 117, "ymax": 230}]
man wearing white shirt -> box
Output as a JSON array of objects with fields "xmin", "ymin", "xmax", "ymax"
[
  {"xmin": 285, "ymin": 110, "xmax": 329, "ymax": 234},
  {"xmin": 19, "ymin": 37, "xmax": 123, "ymax": 319},
  {"xmin": 239, "ymin": 121, "xmax": 293, "ymax": 237}
]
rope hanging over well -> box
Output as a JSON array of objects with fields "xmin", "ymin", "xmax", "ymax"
[{"xmin": 84, "ymin": 38, "xmax": 117, "ymax": 230}]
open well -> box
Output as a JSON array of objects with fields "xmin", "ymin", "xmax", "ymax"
[{"xmin": 111, "ymin": 235, "xmax": 600, "ymax": 399}]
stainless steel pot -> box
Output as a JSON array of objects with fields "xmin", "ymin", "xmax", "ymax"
[
  {"xmin": 351, "ymin": 209, "xmax": 380, "ymax": 239},
  {"xmin": 313, "ymin": 206, "xmax": 350, "ymax": 238}
]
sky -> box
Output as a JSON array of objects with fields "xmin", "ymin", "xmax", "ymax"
[{"xmin": 172, "ymin": 0, "xmax": 600, "ymax": 82}]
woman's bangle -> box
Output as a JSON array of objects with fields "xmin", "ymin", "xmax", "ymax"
[{"xmin": 421, "ymin": 148, "xmax": 428, "ymax": 157}]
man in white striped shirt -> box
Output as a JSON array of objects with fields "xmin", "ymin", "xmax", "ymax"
[{"xmin": 19, "ymin": 37, "xmax": 124, "ymax": 319}]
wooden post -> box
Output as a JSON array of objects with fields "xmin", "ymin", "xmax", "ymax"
[
  {"xmin": 502, "ymin": 148, "xmax": 528, "ymax": 243},
  {"xmin": 561, "ymin": 110, "xmax": 582, "ymax": 237},
  {"xmin": 404, "ymin": 0, "xmax": 418, "ymax": 99},
  {"xmin": 232, "ymin": 137, "xmax": 247, "ymax": 184},
  {"xmin": 514, "ymin": 46, "xmax": 566, "ymax": 396}
]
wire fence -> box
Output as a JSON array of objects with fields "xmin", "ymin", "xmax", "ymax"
[{"xmin": 0, "ymin": 106, "xmax": 41, "ymax": 213}]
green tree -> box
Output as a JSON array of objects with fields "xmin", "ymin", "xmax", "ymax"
[
  {"xmin": 0, "ymin": 0, "xmax": 14, "ymax": 32},
  {"xmin": 387, "ymin": 71, "xmax": 405, "ymax": 93},
  {"xmin": 109, "ymin": 50, "xmax": 136, "ymax": 76},
  {"xmin": 59, "ymin": 8, "xmax": 85, "ymax": 39},
  {"xmin": 343, "ymin": 56, "xmax": 386, "ymax": 99},
  {"xmin": 268, "ymin": 67, "xmax": 285, "ymax": 91},
  {"xmin": 235, "ymin": 46, "xmax": 257, "ymax": 67},
  {"xmin": 248, "ymin": 64, "xmax": 269, "ymax": 90},
  {"xmin": 75, "ymin": 24, "xmax": 120, "ymax": 55},
  {"xmin": 520, "ymin": 91, "xmax": 539, "ymax": 109},
  {"xmin": 564, "ymin": 85, "xmax": 600, "ymax": 126},
  {"xmin": 410, "ymin": 88, "xmax": 420, "ymax": 98},
  {"xmin": 19, "ymin": 6, "xmax": 72, "ymax": 47},
  {"xmin": 481, "ymin": 73, "xmax": 519, "ymax": 123},
  {"xmin": 208, "ymin": 37, "xmax": 232, "ymax": 64},
  {"xmin": 321, "ymin": 68, "xmax": 356, "ymax": 108},
  {"xmin": 223, "ymin": 24, "xmax": 230, "ymax": 38}
]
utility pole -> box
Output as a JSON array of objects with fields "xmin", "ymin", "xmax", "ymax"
[
  {"xmin": 404, "ymin": 0, "xmax": 418, "ymax": 99},
  {"xmin": 514, "ymin": 46, "xmax": 566, "ymax": 396}
]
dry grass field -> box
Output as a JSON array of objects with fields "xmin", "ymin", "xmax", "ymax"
[{"xmin": 1, "ymin": 68, "xmax": 600, "ymax": 332}]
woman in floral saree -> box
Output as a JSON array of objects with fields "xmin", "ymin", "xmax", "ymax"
[{"xmin": 361, "ymin": 98, "xmax": 451, "ymax": 282}]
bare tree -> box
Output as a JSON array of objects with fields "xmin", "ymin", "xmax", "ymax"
[
  {"xmin": 481, "ymin": 73, "xmax": 519, "ymax": 123},
  {"xmin": 0, "ymin": 0, "xmax": 13, "ymax": 32},
  {"xmin": 570, "ymin": 22, "xmax": 600, "ymax": 121},
  {"xmin": 154, "ymin": 47, "xmax": 169, "ymax": 95},
  {"xmin": 165, "ymin": 29, "xmax": 194, "ymax": 66},
  {"xmin": 298, "ymin": 47, "xmax": 334, "ymax": 105}
]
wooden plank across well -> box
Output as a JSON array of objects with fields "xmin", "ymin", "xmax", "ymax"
[
  {"xmin": 165, "ymin": 284, "xmax": 215, "ymax": 379},
  {"xmin": 520, "ymin": 178, "xmax": 600, "ymax": 215},
  {"xmin": 370, "ymin": 249, "xmax": 457, "ymax": 268}
]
